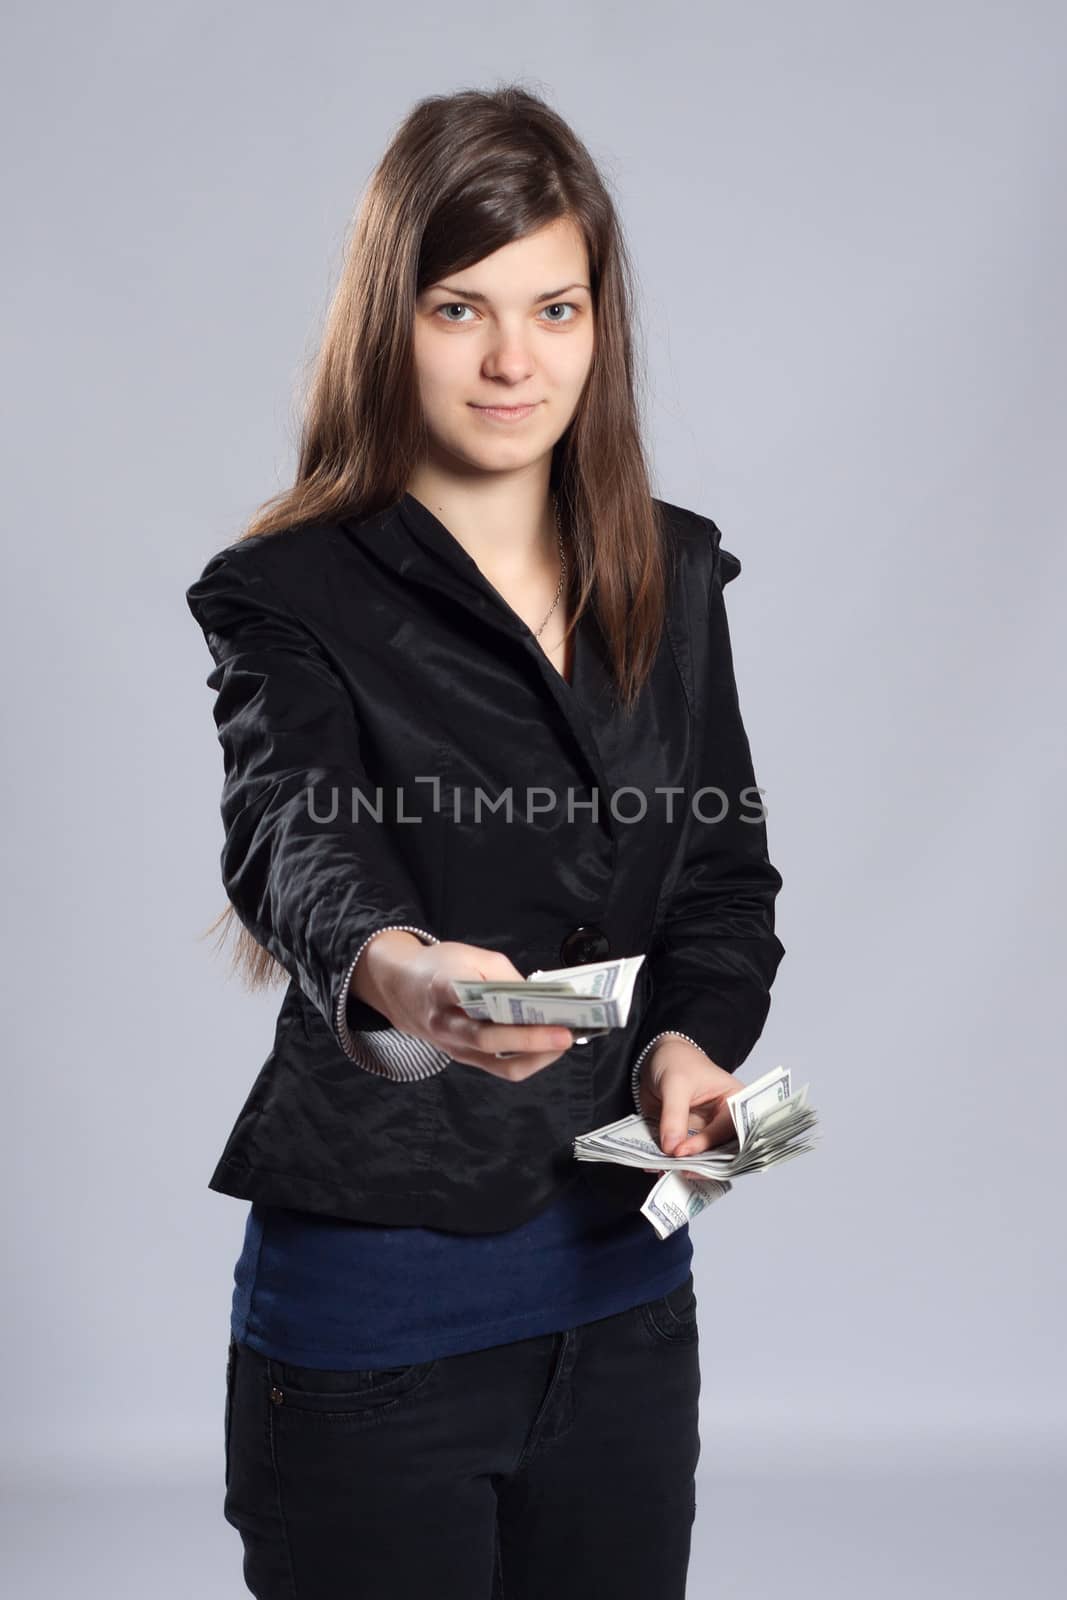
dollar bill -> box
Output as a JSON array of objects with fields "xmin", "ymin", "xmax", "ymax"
[
  {"xmin": 450, "ymin": 954, "xmax": 645, "ymax": 1035},
  {"xmin": 572, "ymin": 1065, "xmax": 820, "ymax": 1238},
  {"xmin": 639, "ymin": 1171, "xmax": 734, "ymax": 1239}
]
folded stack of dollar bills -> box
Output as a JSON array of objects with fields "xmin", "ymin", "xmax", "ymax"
[{"xmin": 450, "ymin": 954, "xmax": 645, "ymax": 1038}]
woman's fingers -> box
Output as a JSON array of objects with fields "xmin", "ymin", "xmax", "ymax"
[
  {"xmin": 668, "ymin": 1115, "xmax": 712, "ymax": 1159},
  {"xmin": 440, "ymin": 1009, "xmax": 573, "ymax": 1057},
  {"xmin": 424, "ymin": 1005, "xmax": 575, "ymax": 1073},
  {"xmin": 445, "ymin": 1042, "xmax": 573, "ymax": 1078}
]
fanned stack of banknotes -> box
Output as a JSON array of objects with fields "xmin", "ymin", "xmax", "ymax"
[
  {"xmin": 453, "ymin": 954, "xmax": 820, "ymax": 1240},
  {"xmin": 574, "ymin": 1063, "xmax": 819, "ymax": 1238}
]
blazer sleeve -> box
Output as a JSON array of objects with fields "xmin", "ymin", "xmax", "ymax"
[
  {"xmin": 344, "ymin": 1017, "xmax": 452, "ymax": 1080},
  {"xmin": 185, "ymin": 545, "xmax": 440, "ymax": 1052},
  {"xmin": 629, "ymin": 524, "xmax": 785, "ymax": 1106},
  {"xmin": 339, "ymin": 924, "xmax": 452, "ymax": 1079}
]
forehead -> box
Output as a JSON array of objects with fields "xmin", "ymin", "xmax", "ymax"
[{"xmin": 424, "ymin": 217, "xmax": 590, "ymax": 296}]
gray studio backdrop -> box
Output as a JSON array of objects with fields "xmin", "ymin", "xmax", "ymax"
[{"xmin": 4, "ymin": 2, "xmax": 1064, "ymax": 1595}]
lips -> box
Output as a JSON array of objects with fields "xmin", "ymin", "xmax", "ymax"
[{"xmin": 470, "ymin": 402, "xmax": 541, "ymax": 420}]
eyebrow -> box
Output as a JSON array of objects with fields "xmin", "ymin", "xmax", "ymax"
[{"xmin": 426, "ymin": 282, "xmax": 591, "ymax": 304}]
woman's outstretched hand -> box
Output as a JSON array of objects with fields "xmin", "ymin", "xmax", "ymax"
[
  {"xmin": 636, "ymin": 1035, "xmax": 745, "ymax": 1180},
  {"xmin": 351, "ymin": 932, "xmax": 575, "ymax": 1081}
]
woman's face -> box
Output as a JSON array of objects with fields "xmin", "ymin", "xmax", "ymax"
[{"xmin": 413, "ymin": 215, "xmax": 595, "ymax": 478}]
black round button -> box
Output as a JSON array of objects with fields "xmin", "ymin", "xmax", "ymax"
[{"xmin": 559, "ymin": 924, "xmax": 610, "ymax": 966}]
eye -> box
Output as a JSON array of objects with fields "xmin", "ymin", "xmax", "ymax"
[
  {"xmin": 435, "ymin": 303, "xmax": 477, "ymax": 324},
  {"xmin": 539, "ymin": 303, "xmax": 579, "ymax": 323}
]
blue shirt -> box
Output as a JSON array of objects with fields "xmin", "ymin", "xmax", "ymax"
[{"xmin": 231, "ymin": 1172, "xmax": 693, "ymax": 1369}]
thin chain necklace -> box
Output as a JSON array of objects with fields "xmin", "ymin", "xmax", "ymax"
[{"xmin": 535, "ymin": 492, "xmax": 567, "ymax": 640}]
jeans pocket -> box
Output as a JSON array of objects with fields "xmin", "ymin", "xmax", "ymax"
[
  {"xmin": 267, "ymin": 1355, "xmax": 439, "ymax": 1421},
  {"xmin": 640, "ymin": 1270, "xmax": 700, "ymax": 1346}
]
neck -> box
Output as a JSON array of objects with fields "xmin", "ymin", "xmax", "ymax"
[{"xmin": 405, "ymin": 467, "xmax": 558, "ymax": 578}]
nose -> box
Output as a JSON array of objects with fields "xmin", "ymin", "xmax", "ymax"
[{"xmin": 481, "ymin": 323, "xmax": 537, "ymax": 385}]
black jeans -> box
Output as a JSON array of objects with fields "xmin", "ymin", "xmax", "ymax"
[{"xmin": 223, "ymin": 1271, "xmax": 702, "ymax": 1598}]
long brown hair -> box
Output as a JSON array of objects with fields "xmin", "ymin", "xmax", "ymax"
[{"xmin": 206, "ymin": 81, "xmax": 669, "ymax": 991}]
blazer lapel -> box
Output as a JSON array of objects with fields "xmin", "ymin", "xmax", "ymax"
[{"xmin": 348, "ymin": 494, "xmax": 620, "ymax": 830}]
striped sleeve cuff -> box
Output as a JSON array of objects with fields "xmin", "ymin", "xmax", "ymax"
[
  {"xmin": 335, "ymin": 925, "xmax": 452, "ymax": 1081},
  {"xmin": 630, "ymin": 1030, "xmax": 710, "ymax": 1115}
]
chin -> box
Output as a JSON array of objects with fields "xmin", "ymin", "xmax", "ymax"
[{"xmin": 459, "ymin": 436, "xmax": 545, "ymax": 470}]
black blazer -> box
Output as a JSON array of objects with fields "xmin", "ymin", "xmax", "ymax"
[{"xmin": 185, "ymin": 491, "xmax": 785, "ymax": 1233}]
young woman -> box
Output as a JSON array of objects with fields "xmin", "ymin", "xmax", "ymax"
[{"xmin": 187, "ymin": 84, "xmax": 785, "ymax": 1600}]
